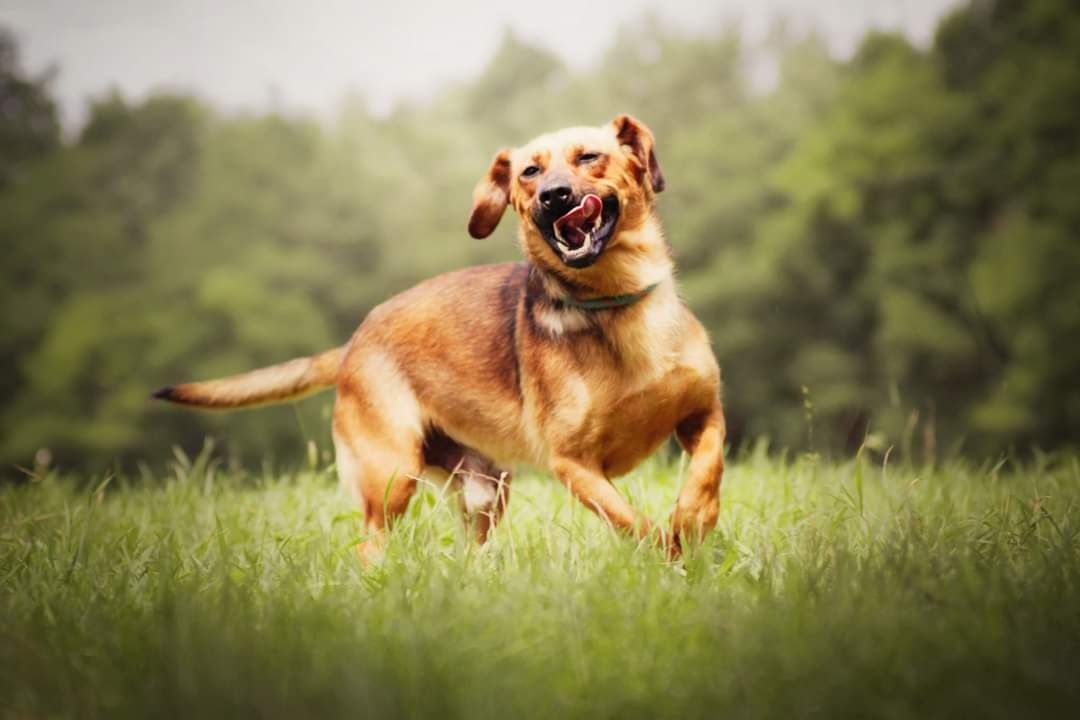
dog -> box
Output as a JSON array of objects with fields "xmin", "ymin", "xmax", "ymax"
[{"xmin": 155, "ymin": 115, "xmax": 726, "ymax": 562}]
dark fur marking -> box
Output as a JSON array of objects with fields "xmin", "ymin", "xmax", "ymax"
[
  {"xmin": 522, "ymin": 268, "xmax": 547, "ymax": 335},
  {"xmin": 151, "ymin": 386, "xmax": 178, "ymax": 402},
  {"xmin": 497, "ymin": 263, "xmax": 528, "ymax": 401},
  {"xmin": 423, "ymin": 425, "xmax": 505, "ymax": 478},
  {"xmin": 423, "ymin": 426, "xmax": 466, "ymax": 471},
  {"xmin": 676, "ymin": 411, "xmax": 709, "ymax": 453},
  {"xmin": 490, "ymin": 154, "xmax": 511, "ymax": 186}
]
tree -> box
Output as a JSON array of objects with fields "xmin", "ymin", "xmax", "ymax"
[{"xmin": 0, "ymin": 27, "xmax": 60, "ymax": 187}]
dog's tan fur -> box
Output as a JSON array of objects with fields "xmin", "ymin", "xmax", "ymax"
[{"xmin": 156, "ymin": 115, "xmax": 725, "ymax": 562}]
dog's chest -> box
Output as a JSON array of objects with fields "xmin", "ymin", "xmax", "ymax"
[
  {"xmin": 527, "ymin": 295, "xmax": 716, "ymax": 473},
  {"xmin": 594, "ymin": 362, "xmax": 700, "ymax": 476},
  {"xmin": 543, "ymin": 351, "xmax": 700, "ymax": 474}
]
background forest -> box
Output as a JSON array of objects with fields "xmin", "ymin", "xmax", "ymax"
[{"xmin": 1, "ymin": 0, "xmax": 1078, "ymax": 473}]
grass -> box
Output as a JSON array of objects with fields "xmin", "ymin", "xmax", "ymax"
[{"xmin": 2, "ymin": 445, "xmax": 1079, "ymax": 719}]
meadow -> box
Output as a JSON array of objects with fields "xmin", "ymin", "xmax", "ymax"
[{"xmin": 2, "ymin": 446, "xmax": 1079, "ymax": 718}]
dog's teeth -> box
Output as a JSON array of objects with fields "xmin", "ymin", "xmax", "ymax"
[{"xmin": 555, "ymin": 230, "xmax": 598, "ymax": 260}]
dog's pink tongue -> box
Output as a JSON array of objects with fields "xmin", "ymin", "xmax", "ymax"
[{"xmin": 554, "ymin": 194, "xmax": 603, "ymax": 248}]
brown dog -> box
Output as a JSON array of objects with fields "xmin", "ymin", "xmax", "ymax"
[{"xmin": 155, "ymin": 115, "xmax": 725, "ymax": 562}]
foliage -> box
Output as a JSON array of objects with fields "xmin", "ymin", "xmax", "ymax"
[
  {"xmin": 1, "ymin": 0, "xmax": 1079, "ymax": 472},
  {"xmin": 0, "ymin": 27, "xmax": 59, "ymax": 188},
  {"xmin": 2, "ymin": 451, "xmax": 1079, "ymax": 717}
]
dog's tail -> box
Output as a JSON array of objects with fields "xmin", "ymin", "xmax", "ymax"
[{"xmin": 152, "ymin": 347, "xmax": 344, "ymax": 410}]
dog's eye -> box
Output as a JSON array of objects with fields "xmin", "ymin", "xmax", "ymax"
[
  {"xmin": 577, "ymin": 152, "xmax": 601, "ymax": 164},
  {"xmin": 521, "ymin": 165, "xmax": 542, "ymax": 179}
]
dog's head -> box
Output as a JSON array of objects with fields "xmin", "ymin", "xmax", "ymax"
[{"xmin": 468, "ymin": 115, "xmax": 665, "ymax": 271}]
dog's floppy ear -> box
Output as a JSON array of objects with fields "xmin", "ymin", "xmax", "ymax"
[
  {"xmin": 612, "ymin": 114, "xmax": 665, "ymax": 193},
  {"xmin": 468, "ymin": 149, "xmax": 512, "ymax": 239}
]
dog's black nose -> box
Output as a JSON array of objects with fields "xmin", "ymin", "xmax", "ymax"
[{"xmin": 539, "ymin": 183, "xmax": 574, "ymax": 214}]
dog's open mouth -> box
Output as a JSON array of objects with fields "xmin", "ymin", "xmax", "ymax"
[
  {"xmin": 554, "ymin": 194, "xmax": 603, "ymax": 260},
  {"xmin": 544, "ymin": 193, "xmax": 619, "ymax": 268}
]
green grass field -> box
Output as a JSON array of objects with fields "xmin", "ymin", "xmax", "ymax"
[{"xmin": 2, "ymin": 447, "xmax": 1079, "ymax": 718}]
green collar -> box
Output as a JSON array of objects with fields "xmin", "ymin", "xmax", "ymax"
[{"xmin": 555, "ymin": 282, "xmax": 660, "ymax": 311}]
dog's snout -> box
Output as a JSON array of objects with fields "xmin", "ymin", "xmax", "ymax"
[{"xmin": 539, "ymin": 183, "xmax": 574, "ymax": 214}]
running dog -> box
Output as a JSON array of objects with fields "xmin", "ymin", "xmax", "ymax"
[{"xmin": 155, "ymin": 115, "xmax": 726, "ymax": 562}]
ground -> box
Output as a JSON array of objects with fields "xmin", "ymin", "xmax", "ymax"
[{"xmin": 2, "ymin": 446, "xmax": 1079, "ymax": 718}]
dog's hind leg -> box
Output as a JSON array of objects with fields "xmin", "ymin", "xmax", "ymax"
[
  {"xmin": 332, "ymin": 352, "xmax": 425, "ymax": 564},
  {"xmin": 457, "ymin": 461, "xmax": 511, "ymax": 544},
  {"xmin": 423, "ymin": 429, "xmax": 511, "ymax": 543}
]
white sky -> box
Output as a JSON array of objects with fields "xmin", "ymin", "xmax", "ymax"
[{"xmin": 6, "ymin": 0, "xmax": 963, "ymax": 129}]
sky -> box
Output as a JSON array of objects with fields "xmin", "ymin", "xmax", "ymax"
[{"xmin": 6, "ymin": 0, "xmax": 963, "ymax": 130}]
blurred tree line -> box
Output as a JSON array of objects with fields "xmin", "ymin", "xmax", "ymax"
[{"xmin": 1, "ymin": 0, "xmax": 1078, "ymax": 474}]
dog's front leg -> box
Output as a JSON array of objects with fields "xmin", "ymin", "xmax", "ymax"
[
  {"xmin": 672, "ymin": 406, "xmax": 726, "ymax": 555},
  {"xmin": 550, "ymin": 457, "xmax": 663, "ymax": 546}
]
